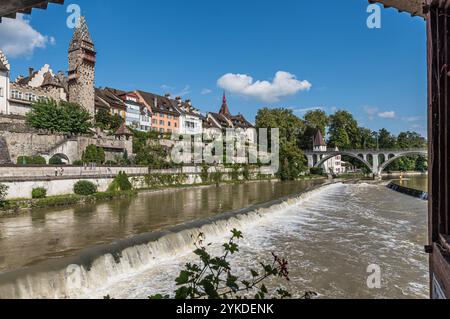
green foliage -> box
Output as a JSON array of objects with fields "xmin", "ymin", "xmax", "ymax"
[
  {"xmin": 147, "ymin": 229, "xmax": 314, "ymax": 300},
  {"xmin": 230, "ymin": 164, "xmax": 241, "ymax": 182},
  {"xmin": 94, "ymin": 109, "xmax": 124, "ymax": 131},
  {"xmin": 73, "ymin": 160, "xmax": 84, "ymax": 166},
  {"xmin": 32, "ymin": 187, "xmax": 47, "ymax": 199},
  {"xmin": 256, "ymin": 108, "xmax": 307, "ymax": 180},
  {"xmin": 310, "ymin": 167, "xmax": 324, "ymax": 175},
  {"xmin": 144, "ymin": 173, "xmax": 187, "ymax": 188},
  {"xmin": 135, "ymin": 143, "xmax": 170, "ymax": 168},
  {"xmin": 300, "ymin": 110, "xmax": 330, "ymax": 149},
  {"xmin": 74, "ymin": 181, "xmax": 97, "ymax": 196},
  {"xmin": 49, "ymin": 156, "xmax": 64, "ymax": 165},
  {"xmin": 328, "ymin": 110, "xmax": 359, "ymax": 149},
  {"xmin": 0, "ymin": 183, "xmax": 8, "ymax": 207},
  {"xmin": 26, "ymin": 99, "xmax": 93, "ymax": 135},
  {"xmin": 82, "ymin": 145, "xmax": 105, "ymax": 164},
  {"xmin": 108, "ymin": 171, "xmax": 133, "ymax": 192},
  {"xmin": 242, "ymin": 165, "xmax": 250, "ymax": 181},
  {"xmin": 200, "ymin": 164, "xmax": 210, "ymax": 183},
  {"xmin": 211, "ymin": 171, "xmax": 223, "ymax": 186},
  {"xmin": 17, "ymin": 156, "xmax": 47, "ymax": 165},
  {"xmin": 277, "ymin": 142, "xmax": 307, "ymax": 181}
]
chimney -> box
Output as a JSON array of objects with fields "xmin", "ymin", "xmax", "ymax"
[
  {"xmin": 164, "ymin": 93, "xmax": 171, "ymax": 99},
  {"xmin": 28, "ymin": 68, "xmax": 34, "ymax": 78},
  {"xmin": 175, "ymin": 96, "xmax": 182, "ymax": 106},
  {"xmin": 185, "ymin": 99, "xmax": 192, "ymax": 111},
  {"xmin": 154, "ymin": 96, "xmax": 158, "ymax": 108}
]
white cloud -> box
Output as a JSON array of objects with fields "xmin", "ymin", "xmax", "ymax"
[
  {"xmin": 0, "ymin": 14, "xmax": 55, "ymax": 58},
  {"xmin": 291, "ymin": 106, "xmax": 325, "ymax": 114},
  {"xmin": 217, "ymin": 71, "xmax": 312, "ymax": 103},
  {"xmin": 201, "ymin": 88, "xmax": 212, "ymax": 95},
  {"xmin": 402, "ymin": 116, "xmax": 422, "ymax": 122},
  {"xmin": 161, "ymin": 84, "xmax": 174, "ymax": 91},
  {"xmin": 174, "ymin": 85, "xmax": 191, "ymax": 97},
  {"xmin": 364, "ymin": 106, "xmax": 379, "ymax": 120},
  {"xmin": 378, "ymin": 111, "xmax": 396, "ymax": 119}
]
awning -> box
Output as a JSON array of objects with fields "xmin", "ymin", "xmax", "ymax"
[{"xmin": 0, "ymin": 0, "xmax": 64, "ymax": 22}]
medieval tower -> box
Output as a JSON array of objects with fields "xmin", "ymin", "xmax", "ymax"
[{"xmin": 68, "ymin": 16, "xmax": 96, "ymax": 115}]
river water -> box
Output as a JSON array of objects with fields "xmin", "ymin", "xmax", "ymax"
[{"xmin": 0, "ymin": 179, "xmax": 429, "ymax": 299}]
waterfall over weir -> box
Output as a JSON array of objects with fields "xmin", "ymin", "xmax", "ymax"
[{"xmin": 0, "ymin": 183, "xmax": 335, "ymax": 299}]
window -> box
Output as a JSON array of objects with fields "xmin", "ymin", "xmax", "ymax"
[
  {"xmin": 159, "ymin": 128, "xmax": 164, "ymax": 133},
  {"xmin": 25, "ymin": 93, "xmax": 36, "ymax": 101},
  {"xmin": 174, "ymin": 122, "xmax": 177, "ymax": 128},
  {"xmin": 168, "ymin": 122, "xmax": 171, "ymax": 127},
  {"xmin": 0, "ymin": 87, "xmax": 3, "ymax": 97},
  {"xmin": 11, "ymin": 90, "xmax": 20, "ymax": 99},
  {"xmin": 160, "ymin": 120, "xmax": 165, "ymax": 125},
  {"xmin": 153, "ymin": 119, "xmax": 157, "ymax": 125}
]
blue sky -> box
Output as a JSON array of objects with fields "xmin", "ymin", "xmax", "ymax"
[{"xmin": 0, "ymin": 0, "xmax": 427, "ymax": 136}]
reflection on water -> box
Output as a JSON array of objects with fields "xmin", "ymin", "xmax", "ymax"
[
  {"xmin": 392, "ymin": 175, "xmax": 428, "ymax": 192},
  {"xmin": 89, "ymin": 183, "xmax": 428, "ymax": 299},
  {"xmin": 0, "ymin": 180, "xmax": 324, "ymax": 273}
]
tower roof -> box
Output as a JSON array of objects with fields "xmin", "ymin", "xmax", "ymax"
[
  {"xmin": 219, "ymin": 92, "xmax": 231, "ymax": 117},
  {"xmin": 313, "ymin": 130, "xmax": 326, "ymax": 147},
  {"xmin": 69, "ymin": 16, "xmax": 95, "ymax": 52}
]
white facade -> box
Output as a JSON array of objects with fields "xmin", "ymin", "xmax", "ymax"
[
  {"xmin": 0, "ymin": 69, "xmax": 9, "ymax": 115},
  {"xmin": 179, "ymin": 112, "xmax": 203, "ymax": 135},
  {"xmin": 124, "ymin": 95, "xmax": 151, "ymax": 132},
  {"xmin": 0, "ymin": 51, "xmax": 10, "ymax": 115}
]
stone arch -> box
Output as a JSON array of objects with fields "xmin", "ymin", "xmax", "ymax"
[
  {"xmin": 378, "ymin": 151, "xmax": 428, "ymax": 174},
  {"xmin": 314, "ymin": 151, "xmax": 372, "ymax": 172},
  {"xmin": 49, "ymin": 153, "xmax": 70, "ymax": 165}
]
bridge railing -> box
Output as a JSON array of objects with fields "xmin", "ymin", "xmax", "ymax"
[{"xmin": 304, "ymin": 148, "xmax": 427, "ymax": 153}]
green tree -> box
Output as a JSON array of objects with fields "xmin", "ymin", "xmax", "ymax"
[
  {"xmin": 377, "ymin": 128, "xmax": 396, "ymax": 149},
  {"xmin": 328, "ymin": 111, "xmax": 359, "ymax": 149},
  {"xmin": 135, "ymin": 143, "xmax": 169, "ymax": 168},
  {"xmin": 27, "ymin": 99, "xmax": 92, "ymax": 135},
  {"xmin": 299, "ymin": 110, "xmax": 329, "ymax": 150},
  {"xmin": 255, "ymin": 108, "xmax": 305, "ymax": 145},
  {"xmin": 304, "ymin": 110, "xmax": 329, "ymax": 137},
  {"xmin": 82, "ymin": 145, "xmax": 105, "ymax": 164},
  {"xmin": 255, "ymin": 108, "xmax": 307, "ymax": 180},
  {"xmin": 95, "ymin": 109, "xmax": 124, "ymax": 131}
]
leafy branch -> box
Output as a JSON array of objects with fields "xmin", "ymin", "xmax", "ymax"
[{"xmin": 150, "ymin": 229, "xmax": 316, "ymax": 300}]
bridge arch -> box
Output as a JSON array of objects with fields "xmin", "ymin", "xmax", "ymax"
[
  {"xmin": 314, "ymin": 151, "xmax": 373, "ymax": 172},
  {"xmin": 378, "ymin": 151, "xmax": 428, "ymax": 174}
]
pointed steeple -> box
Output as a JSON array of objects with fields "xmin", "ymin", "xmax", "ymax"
[
  {"xmin": 219, "ymin": 91, "xmax": 231, "ymax": 117},
  {"xmin": 313, "ymin": 129, "xmax": 326, "ymax": 147},
  {"xmin": 69, "ymin": 16, "xmax": 95, "ymax": 52}
]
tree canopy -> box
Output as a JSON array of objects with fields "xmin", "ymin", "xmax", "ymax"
[{"xmin": 26, "ymin": 99, "xmax": 93, "ymax": 135}]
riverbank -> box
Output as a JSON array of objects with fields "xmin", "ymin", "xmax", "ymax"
[{"xmin": 0, "ymin": 174, "xmax": 327, "ymax": 216}]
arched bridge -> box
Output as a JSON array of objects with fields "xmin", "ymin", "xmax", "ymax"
[{"xmin": 304, "ymin": 149, "xmax": 428, "ymax": 177}]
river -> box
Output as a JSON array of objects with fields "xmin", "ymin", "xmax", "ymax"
[{"xmin": 0, "ymin": 178, "xmax": 429, "ymax": 299}]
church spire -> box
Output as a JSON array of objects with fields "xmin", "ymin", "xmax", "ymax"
[{"xmin": 219, "ymin": 91, "xmax": 231, "ymax": 117}]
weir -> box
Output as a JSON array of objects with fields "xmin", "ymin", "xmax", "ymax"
[{"xmin": 0, "ymin": 182, "xmax": 334, "ymax": 299}]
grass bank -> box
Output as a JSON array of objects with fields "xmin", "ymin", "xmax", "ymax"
[{"xmin": 0, "ymin": 190, "xmax": 137, "ymax": 216}]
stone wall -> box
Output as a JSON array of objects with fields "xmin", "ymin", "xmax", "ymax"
[{"xmin": 0, "ymin": 166, "xmax": 273, "ymax": 199}]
